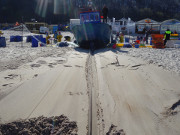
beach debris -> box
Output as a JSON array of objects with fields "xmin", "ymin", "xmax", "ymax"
[
  {"xmin": 106, "ymin": 124, "xmax": 125, "ymax": 135},
  {"xmin": 162, "ymin": 99, "xmax": 180, "ymax": 117},
  {"xmin": 0, "ymin": 115, "xmax": 78, "ymax": 135},
  {"xmin": 108, "ymin": 56, "xmax": 125, "ymax": 67},
  {"xmin": 170, "ymin": 100, "xmax": 180, "ymax": 110}
]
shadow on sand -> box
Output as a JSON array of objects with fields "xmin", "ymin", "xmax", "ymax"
[
  {"xmin": 94, "ymin": 47, "xmax": 129, "ymax": 54},
  {"xmin": 74, "ymin": 47, "xmax": 129, "ymax": 55},
  {"xmin": 74, "ymin": 47, "xmax": 90, "ymax": 54}
]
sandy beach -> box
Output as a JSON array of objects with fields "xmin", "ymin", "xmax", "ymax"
[{"xmin": 0, "ymin": 30, "xmax": 180, "ymax": 135}]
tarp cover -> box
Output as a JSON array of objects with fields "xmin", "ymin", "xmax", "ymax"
[{"xmin": 0, "ymin": 37, "xmax": 6, "ymax": 47}]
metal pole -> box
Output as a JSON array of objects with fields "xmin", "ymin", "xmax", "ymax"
[{"xmin": 21, "ymin": 16, "xmax": 23, "ymax": 47}]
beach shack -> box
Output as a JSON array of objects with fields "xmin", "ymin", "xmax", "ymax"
[
  {"xmin": 160, "ymin": 19, "xmax": 180, "ymax": 34},
  {"xmin": 135, "ymin": 18, "xmax": 160, "ymax": 34},
  {"xmin": 25, "ymin": 22, "xmax": 48, "ymax": 34}
]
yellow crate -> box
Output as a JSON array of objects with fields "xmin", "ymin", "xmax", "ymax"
[
  {"xmin": 146, "ymin": 45, "xmax": 153, "ymax": 48},
  {"xmin": 171, "ymin": 34, "xmax": 179, "ymax": 37},
  {"xmin": 116, "ymin": 43, "xmax": 124, "ymax": 47},
  {"xmin": 139, "ymin": 46, "xmax": 146, "ymax": 48}
]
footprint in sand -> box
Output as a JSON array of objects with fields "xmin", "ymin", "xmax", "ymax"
[
  {"xmin": 31, "ymin": 64, "xmax": 41, "ymax": 68},
  {"xmin": 75, "ymin": 65, "xmax": 83, "ymax": 68},
  {"xmin": 57, "ymin": 54, "xmax": 64, "ymax": 57},
  {"xmin": 69, "ymin": 92, "xmax": 83, "ymax": 96},
  {"xmin": 33, "ymin": 74, "xmax": 38, "ymax": 78},
  {"xmin": 128, "ymin": 64, "xmax": 144, "ymax": 70},
  {"xmin": 2, "ymin": 83, "xmax": 13, "ymax": 87},
  {"xmin": 48, "ymin": 65, "xmax": 54, "ymax": 68},
  {"xmin": 64, "ymin": 65, "xmax": 72, "ymax": 67},
  {"xmin": 48, "ymin": 63, "xmax": 58, "ymax": 68},
  {"xmin": 49, "ymin": 63, "xmax": 57, "ymax": 65},
  {"xmin": 56, "ymin": 60, "xmax": 65, "ymax": 64},
  {"xmin": 36, "ymin": 60, "xmax": 47, "ymax": 64},
  {"xmin": 4, "ymin": 74, "xmax": 18, "ymax": 79}
]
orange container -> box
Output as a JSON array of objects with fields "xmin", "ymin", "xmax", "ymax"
[
  {"xmin": 151, "ymin": 34, "xmax": 164, "ymax": 38},
  {"xmin": 152, "ymin": 40, "xmax": 164, "ymax": 44},
  {"xmin": 136, "ymin": 40, "xmax": 140, "ymax": 44}
]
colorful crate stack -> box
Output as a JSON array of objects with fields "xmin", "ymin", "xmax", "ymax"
[
  {"xmin": 170, "ymin": 34, "xmax": 179, "ymax": 40},
  {"xmin": 151, "ymin": 34, "xmax": 164, "ymax": 48}
]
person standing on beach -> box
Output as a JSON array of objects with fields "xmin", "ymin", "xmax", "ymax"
[
  {"xmin": 53, "ymin": 31, "xmax": 58, "ymax": 43},
  {"xmin": 164, "ymin": 29, "xmax": 172, "ymax": 46},
  {"xmin": 102, "ymin": 5, "xmax": 108, "ymax": 23},
  {"xmin": 145, "ymin": 29, "xmax": 150, "ymax": 44}
]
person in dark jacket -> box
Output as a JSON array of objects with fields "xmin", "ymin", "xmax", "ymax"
[
  {"xmin": 145, "ymin": 29, "xmax": 150, "ymax": 44},
  {"xmin": 164, "ymin": 29, "xmax": 172, "ymax": 46},
  {"xmin": 102, "ymin": 5, "xmax": 108, "ymax": 23}
]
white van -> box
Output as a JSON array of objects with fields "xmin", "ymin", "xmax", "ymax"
[{"xmin": 39, "ymin": 26, "xmax": 49, "ymax": 34}]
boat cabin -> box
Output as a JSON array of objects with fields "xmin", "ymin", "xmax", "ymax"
[{"xmin": 80, "ymin": 11, "xmax": 100, "ymax": 24}]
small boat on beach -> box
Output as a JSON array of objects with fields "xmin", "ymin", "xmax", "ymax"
[{"xmin": 72, "ymin": 11, "xmax": 111, "ymax": 49}]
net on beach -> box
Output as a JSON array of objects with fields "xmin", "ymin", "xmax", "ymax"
[{"xmin": 2, "ymin": 24, "xmax": 47, "ymax": 48}]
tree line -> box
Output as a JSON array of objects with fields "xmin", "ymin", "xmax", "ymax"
[{"xmin": 0, "ymin": 0, "xmax": 180, "ymax": 24}]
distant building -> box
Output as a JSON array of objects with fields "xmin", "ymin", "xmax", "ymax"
[
  {"xmin": 135, "ymin": 18, "xmax": 160, "ymax": 34},
  {"xmin": 160, "ymin": 19, "xmax": 180, "ymax": 34},
  {"xmin": 110, "ymin": 17, "xmax": 135, "ymax": 34}
]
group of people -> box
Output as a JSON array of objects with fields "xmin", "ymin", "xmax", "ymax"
[
  {"xmin": 45, "ymin": 31, "xmax": 63, "ymax": 44},
  {"xmin": 101, "ymin": 5, "xmax": 177, "ymax": 47},
  {"xmin": 139, "ymin": 28, "xmax": 174, "ymax": 46}
]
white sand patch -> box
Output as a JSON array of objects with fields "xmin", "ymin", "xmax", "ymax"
[{"xmin": 120, "ymin": 48, "xmax": 180, "ymax": 75}]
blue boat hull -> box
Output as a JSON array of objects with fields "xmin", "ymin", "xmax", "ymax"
[{"xmin": 72, "ymin": 23, "xmax": 111, "ymax": 49}]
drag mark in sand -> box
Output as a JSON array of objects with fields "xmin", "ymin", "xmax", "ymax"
[{"xmin": 86, "ymin": 52, "xmax": 98, "ymax": 135}]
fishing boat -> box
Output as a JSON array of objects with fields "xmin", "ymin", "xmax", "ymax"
[{"xmin": 72, "ymin": 11, "xmax": 111, "ymax": 49}]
